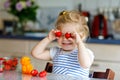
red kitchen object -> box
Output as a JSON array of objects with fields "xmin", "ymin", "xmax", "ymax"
[
  {"xmin": 31, "ymin": 69, "xmax": 38, "ymax": 76},
  {"xmin": 91, "ymin": 14, "xmax": 108, "ymax": 38},
  {"xmin": 55, "ymin": 31, "xmax": 62, "ymax": 37},
  {"xmin": 39, "ymin": 70, "xmax": 47, "ymax": 77}
]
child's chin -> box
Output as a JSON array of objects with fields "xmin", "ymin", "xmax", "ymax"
[{"xmin": 62, "ymin": 47, "xmax": 74, "ymax": 51}]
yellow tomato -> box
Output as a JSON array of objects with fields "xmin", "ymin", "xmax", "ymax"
[
  {"xmin": 20, "ymin": 56, "xmax": 31, "ymax": 65},
  {"xmin": 21, "ymin": 56, "xmax": 34, "ymax": 74},
  {"xmin": 22, "ymin": 65, "xmax": 27, "ymax": 74},
  {"xmin": 22, "ymin": 64, "xmax": 33, "ymax": 74},
  {"xmin": 26, "ymin": 64, "xmax": 33, "ymax": 74}
]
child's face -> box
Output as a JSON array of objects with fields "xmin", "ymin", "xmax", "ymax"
[{"xmin": 57, "ymin": 23, "xmax": 79, "ymax": 51}]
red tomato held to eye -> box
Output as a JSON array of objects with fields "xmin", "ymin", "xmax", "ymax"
[
  {"xmin": 31, "ymin": 69, "xmax": 38, "ymax": 76},
  {"xmin": 55, "ymin": 31, "xmax": 62, "ymax": 37},
  {"xmin": 39, "ymin": 70, "xmax": 47, "ymax": 77},
  {"xmin": 65, "ymin": 32, "xmax": 72, "ymax": 39}
]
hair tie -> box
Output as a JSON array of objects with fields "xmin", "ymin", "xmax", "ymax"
[{"xmin": 59, "ymin": 10, "xmax": 67, "ymax": 16}]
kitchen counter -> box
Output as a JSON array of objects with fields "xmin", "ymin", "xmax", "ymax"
[
  {"xmin": 0, "ymin": 35, "xmax": 45, "ymax": 40},
  {"xmin": 0, "ymin": 35, "xmax": 120, "ymax": 44}
]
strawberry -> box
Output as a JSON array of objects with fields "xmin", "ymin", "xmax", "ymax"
[
  {"xmin": 39, "ymin": 70, "xmax": 47, "ymax": 77},
  {"xmin": 55, "ymin": 31, "xmax": 62, "ymax": 37},
  {"xmin": 65, "ymin": 32, "xmax": 72, "ymax": 39}
]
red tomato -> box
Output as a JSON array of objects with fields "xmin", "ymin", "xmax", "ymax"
[
  {"xmin": 6, "ymin": 59, "xmax": 13, "ymax": 65},
  {"xmin": 12, "ymin": 61, "xmax": 18, "ymax": 67},
  {"xmin": 55, "ymin": 31, "xmax": 62, "ymax": 37},
  {"xmin": 3, "ymin": 65, "xmax": 11, "ymax": 70},
  {"xmin": 65, "ymin": 32, "xmax": 72, "ymax": 39},
  {"xmin": 11, "ymin": 66, "xmax": 16, "ymax": 70},
  {"xmin": 13, "ymin": 58, "xmax": 18, "ymax": 61},
  {"xmin": 31, "ymin": 69, "xmax": 38, "ymax": 76},
  {"xmin": 39, "ymin": 70, "xmax": 47, "ymax": 77}
]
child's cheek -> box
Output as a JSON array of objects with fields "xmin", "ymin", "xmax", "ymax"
[{"xmin": 57, "ymin": 38, "xmax": 62, "ymax": 45}]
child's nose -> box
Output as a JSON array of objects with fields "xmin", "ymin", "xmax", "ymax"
[{"xmin": 62, "ymin": 35, "xmax": 68, "ymax": 40}]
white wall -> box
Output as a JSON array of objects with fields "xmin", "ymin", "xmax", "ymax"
[
  {"xmin": 35, "ymin": 0, "xmax": 120, "ymax": 13},
  {"xmin": 35, "ymin": 0, "xmax": 74, "ymax": 10},
  {"xmin": 1, "ymin": 0, "xmax": 120, "ymax": 12},
  {"xmin": 1, "ymin": 0, "xmax": 120, "ymax": 17}
]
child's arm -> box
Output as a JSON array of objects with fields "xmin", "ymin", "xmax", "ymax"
[
  {"xmin": 72, "ymin": 32, "xmax": 94, "ymax": 69},
  {"xmin": 31, "ymin": 29, "xmax": 56, "ymax": 61}
]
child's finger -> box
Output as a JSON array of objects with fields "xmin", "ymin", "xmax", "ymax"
[{"xmin": 79, "ymin": 33, "xmax": 83, "ymax": 39}]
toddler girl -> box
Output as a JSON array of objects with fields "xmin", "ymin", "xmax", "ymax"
[{"xmin": 31, "ymin": 10, "xmax": 94, "ymax": 78}]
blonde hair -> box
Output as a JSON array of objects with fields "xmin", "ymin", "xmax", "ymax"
[{"xmin": 55, "ymin": 10, "xmax": 89, "ymax": 40}]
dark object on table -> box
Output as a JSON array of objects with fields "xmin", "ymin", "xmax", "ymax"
[
  {"xmin": 45, "ymin": 62, "xmax": 53, "ymax": 73},
  {"xmin": 92, "ymin": 68, "xmax": 115, "ymax": 80}
]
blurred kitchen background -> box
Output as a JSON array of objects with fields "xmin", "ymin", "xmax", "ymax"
[
  {"xmin": 0, "ymin": 0, "xmax": 120, "ymax": 40},
  {"xmin": 0, "ymin": 0, "xmax": 120, "ymax": 80}
]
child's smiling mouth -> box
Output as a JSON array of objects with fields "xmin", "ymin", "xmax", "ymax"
[{"xmin": 62, "ymin": 42, "xmax": 72, "ymax": 45}]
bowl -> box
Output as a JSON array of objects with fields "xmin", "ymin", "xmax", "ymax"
[{"xmin": 2, "ymin": 57, "xmax": 18, "ymax": 71}]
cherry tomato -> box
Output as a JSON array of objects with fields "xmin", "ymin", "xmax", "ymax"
[
  {"xmin": 13, "ymin": 58, "xmax": 18, "ymax": 61},
  {"xmin": 55, "ymin": 31, "xmax": 62, "ymax": 37},
  {"xmin": 31, "ymin": 69, "xmax": 38, "ymax": 76},
  {"xmin": 12, "ymin": 61, "xmax": 18, "ymax": 67},
  {"xmin": 65, "ymin": 32, "xmax": 72, "ymax": 39},
  {"xmin": 39, "ymin": 70, "xmax": 47, "ymax": 77},
  {"xmin": 3, "ymin": 64, "xmax": 11, "ymax": 70}
]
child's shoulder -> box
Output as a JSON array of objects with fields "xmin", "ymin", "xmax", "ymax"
[
  {"xmin": 50, "ymin": 46, "xmax": 61, "ymax": 51},
  {"xmin": 86, "ymin": 48, "xmax": 94, "ymax": 59},
  {"xmin": 50, "ymin": 46, "xmax": 61, "ymax": 59}
]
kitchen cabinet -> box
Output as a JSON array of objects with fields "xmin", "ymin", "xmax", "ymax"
[{"xmin": 86, "ymin": 43, "xmax": 120, "ymax": 61}]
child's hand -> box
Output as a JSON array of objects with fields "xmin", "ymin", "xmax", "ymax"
[
  {"xmin": 68, "ymin": 32, "xmax": 83, "ymax": 44},
  {"xmin": 47, "ymin": 29, "xmax": 56, "ymax": 41},
  {"xmin": 75, "ymin": 32, "xmax": 84, "ymax": 44},
  {"xmin": 47, "ymin": 29, "xmax": 62, "ymax": 41}
]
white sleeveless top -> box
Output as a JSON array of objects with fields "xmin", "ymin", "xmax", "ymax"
[{"xmin": 50, "ymin": 46, "xmax": 94, "ymax": 78}]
